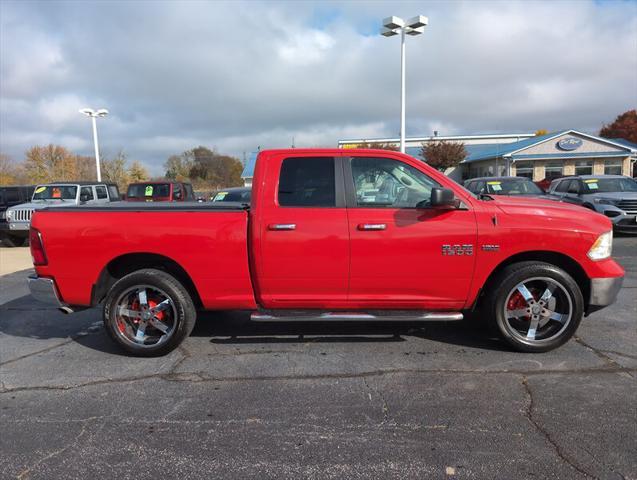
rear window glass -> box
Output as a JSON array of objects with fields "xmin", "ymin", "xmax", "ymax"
[
  {"xmin": 278, "ymin": 157, "xmax": 335, "ymax": 207},
  {"xmin": 95, "ymin": 185, "xmax": 107, "ymax": 199},
  {"xmin": 127, "ymin": 184, "xmax": 171, "ymax": 198}
]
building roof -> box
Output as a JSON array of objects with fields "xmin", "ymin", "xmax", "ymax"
[
  {"xmin": 609, "ymin": 138, "xmax": 637, "ymax": 151},
  {"xmin": 338, "ymin": 132, "xmax": 534, "ymax": 145}
]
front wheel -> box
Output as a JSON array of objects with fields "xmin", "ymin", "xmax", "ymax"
[
  {"xmin": 485, "ymin": 261, "xmax": 584, "ymax": 353},
  {"xmin": 103, "ymin": 269, "xmax": 196, "ymax": 356}
]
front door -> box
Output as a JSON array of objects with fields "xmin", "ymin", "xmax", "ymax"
[
  {"xmin": 345, "ymin": 156, "xmax": 477, "ymax": 310},
  {"xmin": 253, "ymin": 155, "xmax": 349, "ymax": 309}
]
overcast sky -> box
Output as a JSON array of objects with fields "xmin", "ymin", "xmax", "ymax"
[{"xmin": 1, "ymin": 0, "xmax": 636, "ymax": 175}]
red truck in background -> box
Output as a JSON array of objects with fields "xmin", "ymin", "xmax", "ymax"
[
  {"xmin": 126, "ymin": 181, "xmax": 195, "ymax": 202},
  {"xmin": 28, "ymin": 149, "xmax": 624, "ymax": 356}
]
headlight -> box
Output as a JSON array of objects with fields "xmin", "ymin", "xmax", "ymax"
[
  {"xmin": 5, "ymin": 210, "xmax": 12, "ymax": 220},
  {"xmin": 588, "ymin": 231, "xmax": 613, "ymax": 261},
  {"xmin": 593, "ymin": 198, "xmax": 615, "ymax": 205}
]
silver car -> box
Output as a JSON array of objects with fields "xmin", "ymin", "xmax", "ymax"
[
  {"xmin": 4, "ymin": 182, "xmax": 120, "ymax": 245},
  {"xmin": 548, "ymin": 175, "xmax": 637, "ymax": 233}
]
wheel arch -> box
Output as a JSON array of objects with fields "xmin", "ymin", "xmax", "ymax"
[
  {"xmin": 477, "ymin": 250, "xmax": 590, "ymax": 310},
  {"xmin": 92, "ymin": 252, "xmax": 203, "ymax": 309}
]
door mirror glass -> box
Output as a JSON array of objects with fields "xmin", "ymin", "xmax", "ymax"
[{"xmin": 428, "ymin": 187, "xmax": 456, "ymax": 208}]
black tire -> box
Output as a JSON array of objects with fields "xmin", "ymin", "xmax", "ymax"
[
  {"xmin": 484, "ymin": 261, "xmax": 584, "ymax": 353},
  {"xmin": 103, "ymin": 268, "xmax": 196, "ymax": 356}
]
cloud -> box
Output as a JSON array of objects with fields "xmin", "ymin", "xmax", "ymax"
[{"xmin": 1, "ymin": 0, "xmax": 636, "ymax": 176}]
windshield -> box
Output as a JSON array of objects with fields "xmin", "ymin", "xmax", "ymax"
[
  {"xmin": 485, "ymin": 179, "xmax": 544, "ymax": 195},
  {"xmin": 32, "ymin": 185, "xmax": 78, "ymax": 201},
  {"xmin": 213, "ymin": 190, "xmax": 251, "ymax": 202},
  {"xmin": 582, "ymin": 178, "xmax": 637, "ymax": 193},
  {"xmin": 127, "ymin": 183, "xmax": 171, "ymax": 198}
]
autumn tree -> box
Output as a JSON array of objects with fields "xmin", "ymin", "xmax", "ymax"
[
  {"xmin": 535, "ymin": 129, "xmax": 549, "ymax": 136},
  {"xmin": 0, "ymin": 154, "xmax": 22, "ymax": 185},
  {"xmin": 102, "ymin": 151, "xmax": 130, "ymax": 190},
  {"xmin": 599, "ymin": 110, "xmax": 637, "ymax": 143},
  {"xmin": 179, "ymin": 146, "xmax": 243, "ymax": 189},
  {"xmin": 165, "ymin": 152, "xmax": 194, "ymax": 181},
  {"xmin": 23, "ymin": 145, "xmax": 76, "ymax": 183},
  {"xmin": 421, "ymin": 140, "xmax": 467, "ymax": 172},
  {"xmin": 354, "ymin": 142, "xmax": 399, "ymax": 151},
  {"xmin": 128, "ymin": 161, "xmax": 149, "ymax": 182}
]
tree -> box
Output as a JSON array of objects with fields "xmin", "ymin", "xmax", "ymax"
[
  {"xmin": 185, "ymin": 146, "xmax": 243, "ymax": 189},
  {"xmin": 23, "ymin": 145, "xmax": 78, "ymax": 183},
  {"xmin": 420, "ymin": 140, "xmax": 467, "ymax": 172},
  {"xmin": 599, "ymin": 110, "xmax": 637, "ymax": 143},
  {"xmin": 128, "ymin": 161, "xmax": 149, "ymax": 182},
  {"xmin": 535, "ymin": 129, "xmax": 549, "ymax": 136},
  {"xmin": 354, "ymin": 141, "xmax": 399, "ymax": 151},
  {"xmin": 0, "ymin": 154, "xmax": 21, "ymax": 185},
  {"xmin": 102, "ymin": 151, "xmax": 130, "ymax": 190},
  {"xmin": 164, "ymin": 152, "xmax": 194, "ymax": 180}
]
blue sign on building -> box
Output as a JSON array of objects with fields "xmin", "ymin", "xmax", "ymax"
[{"xmin": 557, "ymin": 137, "xmax": 583, "ymax": 151}]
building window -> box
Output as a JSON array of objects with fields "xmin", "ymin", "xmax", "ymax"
[
  {"xmin": 515, "ymin": 161, "xmax": 533, "ymax": 179},
  {"xmin": 574, "ymin": 160, "xmax": 593, "ymax": 175},
  {"xmin": 545, "ymin": 161, "xmax": 563, "ymax": 180},
  {"xmin": 604, "ymin": 159, "xmax": 623, "ymax": 175}
]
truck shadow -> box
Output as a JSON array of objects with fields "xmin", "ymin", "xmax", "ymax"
[{"xmin": 195, "ymin": 311, "xmax": 507, "ymax": 352}]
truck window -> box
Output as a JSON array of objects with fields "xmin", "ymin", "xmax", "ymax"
[
  {"xmin": 80, "ymin": 186, "xmax": 94, "ymax": 201},
  {"xmin": 555, "ymin": 180, "xmax": 570, "ymax": 193},
  {"xmin": 350, "ymin": 157, "xmax": 439, "ymax": 208},
  {"xmin": 107, "ymin": 185, "xmax": 120, "ymax": 200},
  {"xmin": 278, "ymin": 157, "xmax": 335, "ymax": 207},
  {"xmin": 95, "ymin": 186, "xmax": 107, "ymax": 199}
]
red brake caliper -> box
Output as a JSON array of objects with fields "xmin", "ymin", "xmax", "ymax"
[{"xmin": 507, "ymin": 291, "xmax": 530, "ymax": 319}]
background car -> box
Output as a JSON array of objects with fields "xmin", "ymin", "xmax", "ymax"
[
  {"xmin": 211, "ymin": 187, "xmax": 251, "ymax": 203},
  {"xmin": 4, "ymin": 182, "xmax": 120, "ymax": 247},
  {"xmin": 548, "ymin": 175, "xmax": 637, "ymax": 233},
  {"xmin": 126, "ymin": 181, "xmax": 194, "ymax": 202},
  {"xmin": 464, "ymin": 176, "xmax": 551, "ymax": 199},
  {"xmin": 0, "ymin": 185, "xmax": 35, "ymax": 246}
]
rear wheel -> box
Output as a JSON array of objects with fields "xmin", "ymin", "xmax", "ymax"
[
  {"xmin": 485, "ymin": 262, "xmax": 583, "ymax": 352},
  {"xmin": 103, "ymin": 269, "xmax": 196, "ymax": 356}
]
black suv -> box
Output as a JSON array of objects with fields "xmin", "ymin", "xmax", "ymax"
[{"xmin": 0, "ymin": 185, "xmax": 35, "ymax": 246}]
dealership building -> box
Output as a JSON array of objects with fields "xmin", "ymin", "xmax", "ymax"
[{"xmin": 337, "ymin": 129, "xmax": 637, "ymax": 182}]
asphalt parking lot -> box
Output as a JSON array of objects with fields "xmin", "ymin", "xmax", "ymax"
[{"xmin": 1, "ymin": 238, "xmax": 635, "ymax": 480}]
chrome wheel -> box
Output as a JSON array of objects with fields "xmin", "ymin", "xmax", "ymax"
[
  {"xmin": 502, "ymin": 276, "xmax": 573, "ymax": 346},
  {"xmin": 113, "ymin": 285, "xmax": 177, "ymax": 348}
]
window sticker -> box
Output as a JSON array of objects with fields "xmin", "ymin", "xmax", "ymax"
[
  {"xmin": 587, "ymin": 182, "xmax": 599, "ymax": 190},
  {"xmin": 491, "ymin": 184, "xmax": 502, "ymax": 191},
  {"xmin": 52, "ymin": 188, "xmax": 61, "ymax": 198},
  {"xmin": 584, "ymin": 179, "xmax": 599, "ymax": 183},
  {"xmin": 215, "ymin": 192, "xmax": 228, "ymax": 200},
  {"xmin": 144, "ymin": 185, "xmax": 154, "ymax": 196},
  {"xmin": 487, "ymin": 181, "xmax": 501, "ymax": 185},
  {"xmin": 34, "ymin": 186, "xmax": 46, "ymax": 194}
]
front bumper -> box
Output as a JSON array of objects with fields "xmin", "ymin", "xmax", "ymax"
[
  {"xmin": 589, "ymin": 276, "xmax": 624, "ymax": 307},
  {"xmin": 28, "ymin": 275, "xmax": 64, "ymax": 307}
]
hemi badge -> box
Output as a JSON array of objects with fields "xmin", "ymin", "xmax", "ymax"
[{"xmin": 481, "ymin": 244, "xmax": 500, "ymax": 252}]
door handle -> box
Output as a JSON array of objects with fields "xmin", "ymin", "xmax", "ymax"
[
  {"xmin": 358, "ymin": 223, "xmax": 386, "ymax": 231},
  {"xmin": 268, "ymin": 223, "xmax": 296, "ymax": 231}
]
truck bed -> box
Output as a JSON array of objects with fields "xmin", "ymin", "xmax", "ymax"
[{"xmin": 31, "ymin": 203, "xmax": 256, "ymax": 309}]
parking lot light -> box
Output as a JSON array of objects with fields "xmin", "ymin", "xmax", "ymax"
[
  {"xmin": 381, "ymin": 15, "xmax": 428, "ymax": 153},
  {"xmin": 79, "ymin": 107, "xmax": 109, "ymax": 181}
]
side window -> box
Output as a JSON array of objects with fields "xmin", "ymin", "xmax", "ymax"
[
  {"xmin": 465, "ymin": 182, "xmax": 475, "ymax": 193},
  {"xmin": 80, "ymin": 186, "xmax": 94, "ymax": 201},
  {"xmin": 350, "ymin": 157, "xmax": 440, "ymax": 208},
  {"xmin": 95, "ymin": 185, "xmax": 107, "ymax": 199},
  {"xmin": 555, "ymin": 180, "xmax": 569, "ymax": 193},
  {"xmin": 173, "ymin": 183, "xmax": 183, "ymax": 200},
  {"xmin": 107, "ymin": 185, "xmax": 120, "ymax": 201},
  {"xmin": 184, "ymin": 184, "xmax": 194, "ymax": 201},
  {"xmin": 474, "ymin": 181, "xmax": 486, "ymax": 194},
  {"xmin": 278, "ymin": 157, "xmax": 335, "ymax": 207}
]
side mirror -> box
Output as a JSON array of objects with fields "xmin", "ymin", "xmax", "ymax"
[{"xmin": 429, "ymin": 187, "xmax": 456, "ymax": 209}]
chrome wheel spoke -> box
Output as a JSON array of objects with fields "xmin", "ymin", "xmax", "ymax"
[
  {"xmin": 138, "ymin": 289, "xmax": 148, "ymax": 308},
  {"xmin": 134, "ymin": 322, "xmax": 147, "ymax": 342},
  {"xmin": 118, "ymin": 307, "xmax": 142, "ymax": 319},
  {"xmin": 526, "ymin": 316, "xmax": 540, "ymax": 340},
  {"xmin": 516, "ymin": 284, "xmax": 535, "ymax": 304},
  {"xmin": 150, "ymin": 299, "xmax": 172, "ymax": 315},
  {"xmin": 549, "ymin": 311, "xmax": 568, "ymax": 323},
  {"xmin": 507, "ymin": 308, "xmax": 528, "ymax": 319},
  {"xmin": 149, "ymin": 317, "xmax": 170, "ymax": 334},
  {"xmin": 539, "ymin": 285, "xmax": 555, "ymax": 303}
]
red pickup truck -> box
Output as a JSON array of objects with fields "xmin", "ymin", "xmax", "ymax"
[{"xmin": 27, "ymin": 149, "xmax": 624, "ymax": 356}]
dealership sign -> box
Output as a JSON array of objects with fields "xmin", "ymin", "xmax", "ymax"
[{"xmin": 557, "ymin": 137, "xmax": 583, "ymax": 151}]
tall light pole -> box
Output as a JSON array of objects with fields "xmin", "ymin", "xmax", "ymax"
[
  {"xmin": 381, "ymin": 15, "xmax": 428, "ymax": 153},
  {"xmin": 79, "ymin": 108, "xmax": 108, "ymax": 181}
]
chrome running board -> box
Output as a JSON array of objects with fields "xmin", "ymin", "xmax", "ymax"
[{"xmin": 250, "ymin": 311, "xmax": 463, "ymax": 322}]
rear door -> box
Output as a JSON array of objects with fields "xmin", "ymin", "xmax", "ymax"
[
  {"xmin": 252, "ymin": 154, "xmax": 349, "ymax": 308},
  {"xmin": 344, "ymin": 155, "xmax": 477, "ymax": 310}
]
